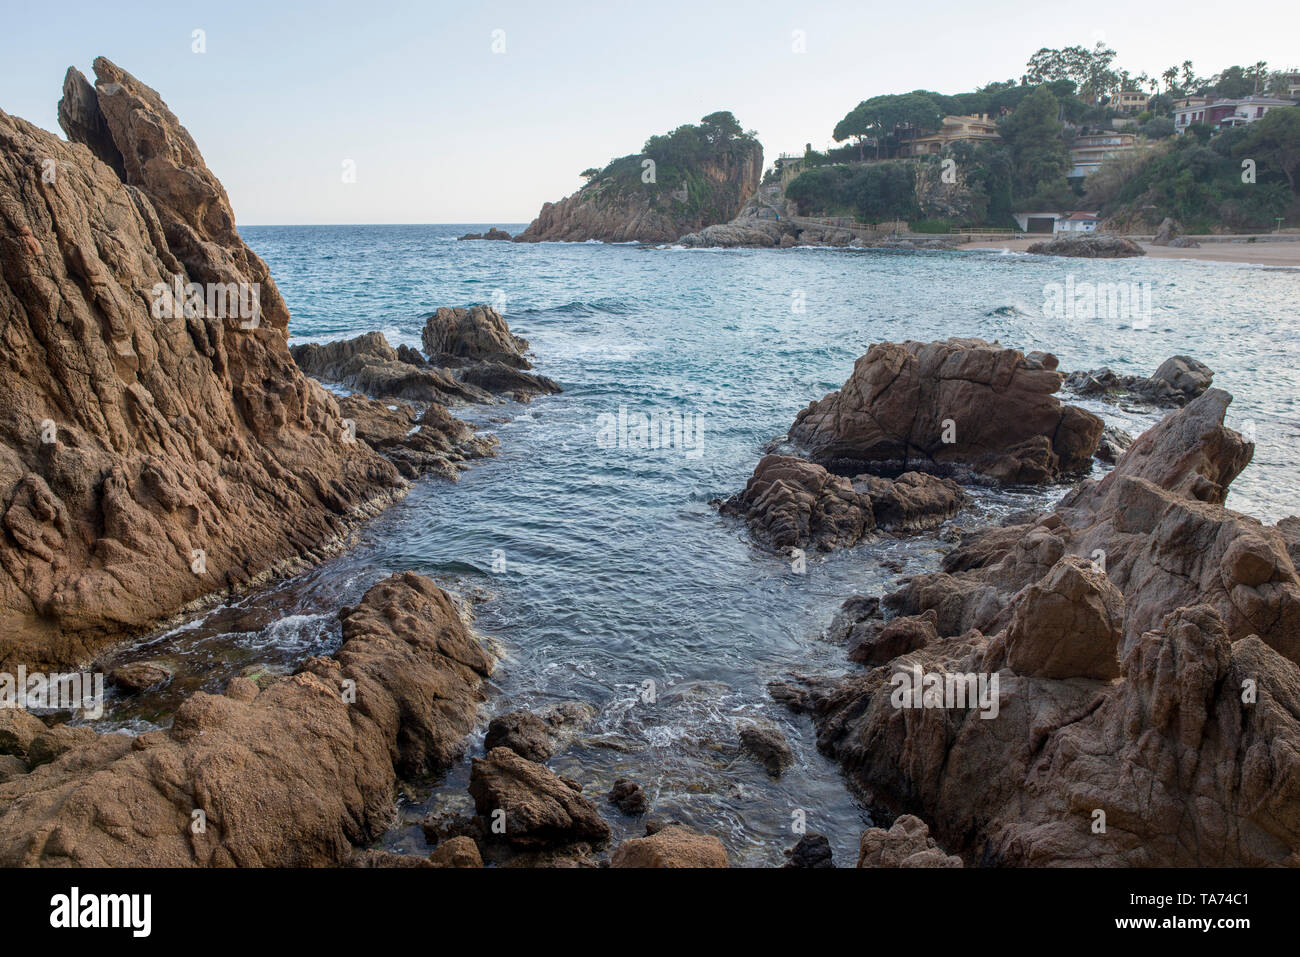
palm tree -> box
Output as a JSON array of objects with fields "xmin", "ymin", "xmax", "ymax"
[{"xmin": 1162, "ymin": 67, "xmax": 1178, "ymax": 93}]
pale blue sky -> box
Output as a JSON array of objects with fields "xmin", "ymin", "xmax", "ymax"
[{"xmin": 2, "ymin": 0, "xmax": 1296, "ymax": 224}]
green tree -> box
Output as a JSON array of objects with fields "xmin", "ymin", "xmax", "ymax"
[
  {"xmin": 1235, "ymin": 106, "xmax": 1300, "ymax": 191},
  {"xmin": 998, "ymin": 86, "xmax": 1071, "ymax": 206}
]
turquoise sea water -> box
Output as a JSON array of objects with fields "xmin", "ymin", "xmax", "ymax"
[{"xmin": 97, "ymin": 225, "xmax": 1300, "ymax": 866}]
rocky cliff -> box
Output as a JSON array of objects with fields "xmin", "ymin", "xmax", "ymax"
[
  {"xmin": 514, "ymin": 114, "xmax": 763, "ymax": 243},
  {"xmin": 0, "ymin": 59, "xmax": 406, "ymax": 669}
]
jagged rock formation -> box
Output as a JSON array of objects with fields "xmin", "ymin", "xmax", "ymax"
[
  {"xmin": 0, "ymin": 59, "xmax": 409, "ymax": 670},
  {"xmin": 336, "ymin": 395, "xmax": 498, "ymax": 480},
  {"xmin": 468, "ymin": 746, "xmax": 611, "ymax": 848},
  {"xmin": 787, "ymin": 339, "xmax": 1103, "ymax": 483},
  {"xmin": 457, "ymin": 228, "xmax": 512, "ymax": 241},
  {"xmin": 720, "ymin": 454, "xmax": 966, "ymax": 552},
  {"xmin": 291, "ymin": 332, "xmax": 493, "ymax": 405},
  {"xmin": 857, "ymin": 816, "xmax": 963, "ymax": 867},
  {"xmin": 780, "ymin": 389, "xmax": 1300, "ymax": 865},
  {"xmin": 0, "ymin": 573, "xmax": 494, "ymax": 866},
  {"xmin": 1026, "ymin": 234, "xmax": 1146, "ymax": 258},
  {"xmin": 515, "ymin": 116, "xmax": 763, "ymax": 243},
  {"xmin": 291, "ymin": 310, "xmax": 560, "ymax": 405},
  {"xmin": 1064, "ymin": 355, "xmax": 1214, "ymax": 407}
]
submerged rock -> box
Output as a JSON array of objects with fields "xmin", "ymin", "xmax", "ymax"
[
  {"xmin": 607, "ymin": 778, "xmax": 649, "ymax": 816},
  {"xmin": 739, "ymin": 723, "xmax": 794, "ymax": 777},
  {"xmin": 108, "ymin": 661, "xmax": 173, "ymax": 694}
]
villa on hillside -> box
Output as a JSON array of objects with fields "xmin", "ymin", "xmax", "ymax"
[
  {"xmin": 1114, "ymin": 90, "xmax": 1150, "ymax": 115},
  {"xmin": 1174, "ymin": 94, "xmax": 1296, "ymax": 133},
  {"xmin": 895, "ymin": 114, "xmax": 1001, "ymax": 157},
  {"xmin": 1068, "ymin": 131, "xmax": 1138, "ymax": 180}
]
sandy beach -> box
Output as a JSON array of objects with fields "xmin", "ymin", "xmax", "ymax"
[{"xmin": 964, "ymin": 236, "xmax": 1300, "ymax": 267}]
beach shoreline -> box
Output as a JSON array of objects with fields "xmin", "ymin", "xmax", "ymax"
[{"xmin": 964, "ymin": 235, "xmax": 1300, "ymax": 267}]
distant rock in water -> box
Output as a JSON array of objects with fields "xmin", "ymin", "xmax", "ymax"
[
  {"xmin": 786, "ymin": 339, "xmax": 1103, "ymax": 483},
  {"xmin": 1026, "ymin": 234, "xmax": 1146, "ymax": 258},
  {"xmin": 457, "ymin": 227, "xmax": 512, "ymax": 241},
  {"xmin": 421, "ymin": 305, "xmax": 530, "ymax": 369},
  {"xmin": 514, "ymin": 111, "xmax": 763, "ymax": 243},
  {"xmin": 1064, "ymin": 355, "xmax": 1213, "ymax": 406},
  {"xmin": 0, "ymin": 58, "xmax": 408, "ymax": 670},
  {"xmin": 290, "ymin": 332, "xmax": 493, "ymax": 405},
  {"xmin": 290, "ymin": 306, "xmax": 561, "ymax": 404}
]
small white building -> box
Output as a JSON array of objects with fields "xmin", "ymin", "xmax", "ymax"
[{"xmin": 1012, "ymin": 210, "xmax": 1100, "ymax": 234}]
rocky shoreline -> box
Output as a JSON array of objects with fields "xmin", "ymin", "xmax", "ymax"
[
  {"xmin": 723, "ymin": 338, "xmax": 1300, "ymax": 866},
  {"xmin": 3, "ymin": 59, "xmax": 1298, "ymax": 870}
]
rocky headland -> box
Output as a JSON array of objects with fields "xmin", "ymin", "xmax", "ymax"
[{"xmin": 514, "ymin": 112, "xmax": 763, "ymax": 243}]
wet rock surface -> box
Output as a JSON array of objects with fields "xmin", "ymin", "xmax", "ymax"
[
  {"xmin": 0, "ymin": 573, "xmax": 494, "ymax": 865},
  {"xmin": 468, "ymin": 746, "xmax": 611, "ymax": 848},
  {"xmin": 1065, "ymin": 355, "xmax": 1214, "ymax": 407}
]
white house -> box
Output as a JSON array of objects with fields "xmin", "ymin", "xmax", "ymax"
[{"xmin": 1012, "ymin": 211, "xmax": 1100, "ymax": 234}]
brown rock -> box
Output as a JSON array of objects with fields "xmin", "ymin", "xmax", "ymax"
[
  {"xmin": 108, "ymin": 661, "xmax": 172, "ymax": 694},
  {"xmin": 290, "ymin": 332, "xmax": 493, "ymax": 405},
  {"xmin": 0, "ymin": 572, "xmax": 493, "ymax": 866},
  {"xmin": 1, "ymin": 59, "xmax": 409, "ymax": 670},
  {"xmin": 857, "ymin": 816, "xmax": 963, "ymax": 867},
  {"xmin": 1005, "ymin": 556, "xmax": 1124, "ymax": 679},
  {"xmin": 739, "ymin": 724, "xmax": 794, "ymax": 777},
  {"xmin": 607, "ymin": 778, "xmax": 649, "ymax": 815},
  {"xmin": 854, "ymin": 471, "xmax": 967, "ymax": 531},
  {"xmin": 0, "ymin": 709, "xmax": 47, "ymax": 757},
  {"xmin": 787, "ymin": 339, "xmax": 1102, "ymax": 482},
  {"xmin": 802, "ymin": 391, "xmax": 1300, "ymax": 866},
  {"xmin": 484, "ymin": 710, "xmax": 558, "ymax": 762},
  {"xmin": 421, "ymin": 305, "xmax": 531, "ymax": 368},
  {"xmin": 720, "ymin": 454, "xmax": 873, "ymax": 552},
  {"xmin": 428, "ymin": 835, "xmax": 483, "ymax": 867},
  {"xmin": 468, "ymin": 747, "xmax": 611, "ymax": 848},
  {"xmin": 26, "ymin": 725, "xmax": 98, "ymax": 767},
  {"xmin": 610, "ymin": 825, "xmax": 729, "ymax": 868}
]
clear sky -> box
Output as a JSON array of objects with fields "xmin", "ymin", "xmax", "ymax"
[{"xmin": 2, "ymin": 0, "xmax": 1297, "ymax": 224}]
